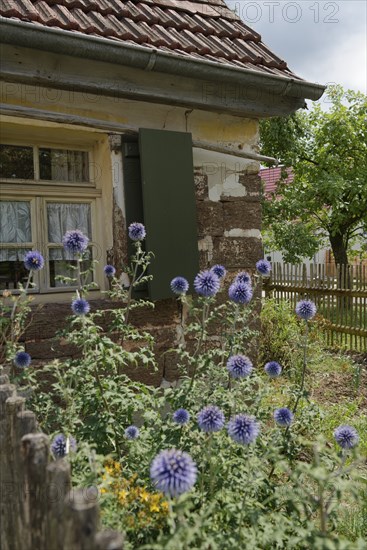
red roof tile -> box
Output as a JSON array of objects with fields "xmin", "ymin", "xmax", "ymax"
[
  {"xmin": 0, "ymin": 0, "xmax": 303, "ymax": 80},
  {"xmin": 261, "ymin": 167, "xmax": 294, "ymax": 197}
]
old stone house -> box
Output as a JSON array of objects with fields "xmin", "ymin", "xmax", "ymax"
[{"xmin": 0, "ymin": 0, "xmax": 324, "ymax": 383}]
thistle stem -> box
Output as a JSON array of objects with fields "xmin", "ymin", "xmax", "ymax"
[
  {"xmin": 10, "ymin": 270, "xmax": 32, "ymax": 322},
  {"xmin": 292, "ymin": 320, "xmax": 309, "ymax": 416},
  {"xmin": 188, "ymin": 300, "xmax": 210, "ymax": 392}
]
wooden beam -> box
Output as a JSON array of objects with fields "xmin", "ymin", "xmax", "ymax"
[
  {"xmin": 0, "ymin": 103, "xmax": 278, "ymax": 164},
  {"xmin": 0, "ymin": 44, "xmax": 305, "ymax": 118}
]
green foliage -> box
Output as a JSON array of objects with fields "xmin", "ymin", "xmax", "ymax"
[
  {"xmin": 261, "ymin": 85, "xmax": 367, "ymax": 264},
  {"xmin": 259, "ymin": 298, "xmax": 302, "ymax": 371},
  {"xmin": 0, "ymin": 279, "xmax": 37, "ymax": 366}
]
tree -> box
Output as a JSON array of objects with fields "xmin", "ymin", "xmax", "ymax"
[{"xmin": 260, "ymin": 85, "xmax": 367, "ymax": 266}]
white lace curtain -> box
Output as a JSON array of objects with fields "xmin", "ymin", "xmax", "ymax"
[
  {"xmin": 0, "ymin": 202, "xmax": 31, "ymax": 261},
  {"xmin": 47, "ymin": 203, "xmax": 91, "ymax": 260},
  {"xmin": 0, "ymin": 201, "xmax": 91, "ymax": 261}
]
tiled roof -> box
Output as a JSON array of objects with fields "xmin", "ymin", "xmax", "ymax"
[
  {"xmin": 0, "ymin": 0, "xmax": 303, "ymax": 80},
  {"xmin": 260, "ymin": 166, "xmax": 294, "ymax": 196}
]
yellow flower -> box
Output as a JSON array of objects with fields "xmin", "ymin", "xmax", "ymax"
[
  {"xmin": 149, "ymin": 502, "xmax": 161, "ymax": 513},
  {"xmin": 161, "ymin": 501, "xmax": 169, "ymax": 513},
  {"xmin": 118, "ymin": 490, "xmax": 128, "ymax": 504},
  {"xmin": 139, "ymin": 489, "xmax": 150, "ymax": 503}
]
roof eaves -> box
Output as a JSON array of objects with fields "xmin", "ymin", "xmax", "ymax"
[{"xmin": 0, "ymin": 17, "xmax": 326, "ymax": 102}]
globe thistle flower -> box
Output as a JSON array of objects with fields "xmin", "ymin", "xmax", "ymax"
[
  {"xmin": 211, "ymin": 265, "xmax": 226, "ymax": 279},
  {"xmin": 334, "ymin": 425, "xmax": 359, "ymax": 449},
  {"xmin": 128, "ymin": 222, "xmax": 146, "ymax": 241},
  {"xmin": 228, "ymin": 281, "xmax": 253, "ymax": 304},
  {"xmin": 14, "ymin": 351, "xmax": 31, "ymax": 368},
  {"xmin": 104, "ymin": 265, "xmax": 116, "ymax": 278},
  {"xmin": 197, "ymin": 405, "xmax": 225, "ymax": 432},
  {"xmin": 62, "ymin": 230, "xmax": 89, "ymax": 255},
  {"xmin": 264, "ymin": 361, "xmax": 282, "ymax": 378},
  {"xmin": 274, "ymin": 408, "xmax": 294, "ymax": 427},
  {"xmin": 173, "ymin": 408, "xmax": 190, "ymax": 425},
  {"xmin": 194, "ymin": 270, "xmax": 220, "ymax": 297},
  {"xmin": 227, "ymin": 414, "xmax": 260, "ymax": 445},
  {"xmin": 71, "ymin": 298, "xmax": 90, "ymax": 316},
  {"xmin": 295, "ymin": 300, "xmax": 317, "ymax": 320},
  {"xmin": 235, "ymin": 271, "xmax": 251, "ymax": 285},
  {"xmin": 227, "ymin": 355, "xmax": 253, "ymax": 378},
  {"xmin": 256, "ymin": 259, "xmax": 271, "ymax": 276},
  {"xmin": 125, "ymin": 425, "xmax": 140, "ymax": 440},
  {"xmin": 24, "ymin": 250, "xmax": 44, "ymax": 271},
  {"xmin": 170, "ymin": 276, "xmax": 189, "ymax": 295},
  {"xmin": 150, "ymin": 448, "xmax": 197, "ymax": 498},
  {"xmin": 51, "ymin": 434, "xmax": 77, "ymax": 458}
]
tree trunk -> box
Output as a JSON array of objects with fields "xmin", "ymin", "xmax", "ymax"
[
  {"xmin": 329, "ymin": 232, "xmax": 349, "ymax": 267},
  {"xmin": 329, "ymin": 232, "xmax": 352, "ymax": 313}
]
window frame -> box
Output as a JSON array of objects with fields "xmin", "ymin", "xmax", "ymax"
[
  {"xmin": 0, "ymin": 141, "xmax": 95, "ymax": 187},
  {"xmin": 1, "ymin": 139, "xmax": 102, "ymax": 295}
]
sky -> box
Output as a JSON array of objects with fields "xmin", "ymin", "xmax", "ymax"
[{"xmin": 226, "ymin": 0, "xmax": 367, "ymax": 97}]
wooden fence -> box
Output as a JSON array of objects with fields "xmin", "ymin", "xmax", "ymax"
[
  {"xmin": 264, "ymin": 263, "xmax": 367, "ymax": 351},
  {"xmin": 0, "ymin": 374, "xmax": 124, "ymax": 550}
]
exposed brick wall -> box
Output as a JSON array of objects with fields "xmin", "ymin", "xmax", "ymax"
[
  {"xmin": 22, "ymin": 169, "xmax": 262, "ymax": 386},
  {"xmin": 195, "ymin": 170, "xmax": 263, "ymax": 270}
]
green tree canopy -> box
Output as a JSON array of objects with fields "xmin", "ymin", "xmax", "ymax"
[{"xmin": 260, "ymin": 85, "xmax": 367, "ymax": 265}]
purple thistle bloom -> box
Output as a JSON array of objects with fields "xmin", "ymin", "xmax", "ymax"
[
  {"xmin": 227, "ymin": 355, "xmax": 253, "ymax": 378},
  {"xmin": 125, "ymin": 425, "xmax": 140, "ymax": 440},
  {"xmin": 62, "ymin": 230, "xmax": 89, "ymax": 255},
  {"xmin": 264, "ymin": 361, "xmax": 282, "ymax": 378},
  {"xmin": 71, "ymin": 298, "xmax": 90, "ymax": 316},
  {"xmin": 170, "ymin": 276, "xmax": 189, "ymax": 295},
  {"xmin": 274, "ymin": 408, "xmax": 294, "ymax": 427},
  {"xmin": 197, "ymin": 405, "xmax": 225, "ymax": 433},
  {"xmin": 128, "ymin": 222, "xmax": 146, "ymax": 241},
  {"xmin": 295, "ymin": 300, "xmax": 317, "ymax": 320},
  {"xmin": 51, "ymin": 434, "xmax": 77, "ymax": 458},
  {"xmin": 235, "ymin": 271, "xmax": 252, "ymax": 285},
  {"xmin": 150, "ymin": 448, "xmax": 197, "ymax": 498},
  {"xmin": 173, "ymin": 408, "xmax": 190, "ymax": 425},
  {"xmin": 14, "ymin": 351, "xmax": 31, "ymax": 368},
  {"xmin": 228, "ymin": 281, "xmax": 253, "ymax": 304},
  {"xmin": 256, "ymin": 259, "xmax": 272, "ymax": 276},
  {"xmin": 227, "ymin": 414, "xmax": 260, "ymax": 445},
  {"xmin": 24, "ymin": 250, "xmax": 44, "ymax": 271},
  {"xmin": 211, "ymin": 265, "xmax": 226, "ymax": 279},
  {"xmin": 104, "ymin": 265, "xmax": 116, "ymax": 277},
  {"xmin": 334, "ymin": 425, "xmax": 359, "ymax": 449},
  {"xmin": 194, "ymin": 270, "xmax": 220, "ymax": 297}
]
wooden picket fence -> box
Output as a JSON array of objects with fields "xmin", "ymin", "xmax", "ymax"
[
  {"xmin": 264, "ymin": 263, "xmax": 367, "ymax": 351},
  {"xmin": 0, "ymin": 374, "xmax": 124, "ymax": 550}
]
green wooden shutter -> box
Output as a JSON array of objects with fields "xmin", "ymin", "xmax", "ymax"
[{"xmin": 138, "ymin": 129, "xmax": 199, "ymax": 300}]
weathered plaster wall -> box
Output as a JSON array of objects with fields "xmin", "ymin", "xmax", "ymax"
[{"xmin": 1, "ymin": 81, "xmax": 263, "ymax": 384}]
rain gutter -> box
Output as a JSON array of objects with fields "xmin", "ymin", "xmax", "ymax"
[{"xmin": 0, "ymin": 18, "xmax": 325, "ymax": 102}]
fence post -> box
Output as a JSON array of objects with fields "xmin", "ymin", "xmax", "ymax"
[
  {"xmin": 94, "ymin": 531, "xmax": 124, "ymax": 549},
  {"xmin": 46, "ymin": 459, "xmax": 72, "ymax": 550},
  {"xmin": 0, "ymin": 381, "xmax": 16, "ymax": 550},
  {"xmin": 21, "ymin": 433, "xmax": 50, "ymax": 549},
  {"xmin": 63, "ymin": 488, "xmax": 100, "ymax": 550}
]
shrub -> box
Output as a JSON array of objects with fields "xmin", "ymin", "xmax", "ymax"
[{"xmin": 259, "ymin": 298, "xmax": 302, "ymax": 371}]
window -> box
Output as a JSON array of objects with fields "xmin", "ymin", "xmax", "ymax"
[
  {"xmin": 0, "ymin": 141, "xmax": 97, "ymax": 293},
  {"xmin": 0, "ymin": 144, "xmax": 90, "ymax": 184}
]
